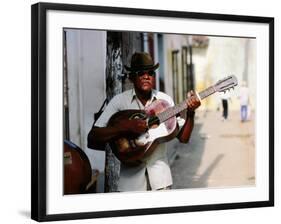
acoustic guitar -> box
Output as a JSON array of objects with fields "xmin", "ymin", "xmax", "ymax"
[{"xmin": 107, "ymin": 75, "xmax": 238, "ymax": 166}]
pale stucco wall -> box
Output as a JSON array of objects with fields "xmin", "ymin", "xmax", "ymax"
[
  {"xmin": 162, "ymin": 34, "xmax": 256, "ymax": 111},
  {"xmin": 65, "ymin": 29, "xmax": 107, "ymax": 172}
]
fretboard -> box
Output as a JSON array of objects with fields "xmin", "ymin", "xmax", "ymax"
[{"xmin": 157, "ymin": 85, "xmax": 216, "ymax": 123}]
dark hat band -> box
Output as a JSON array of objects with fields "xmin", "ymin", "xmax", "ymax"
[{"xmin": 124, "ymin": 63, "xmax": 159, "ymax": 72}]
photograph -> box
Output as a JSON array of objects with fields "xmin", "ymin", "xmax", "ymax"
[
  {"xmin": 63, "ymin": 30, "xmax": 256, "ymax": 194},
  {"xmin": 31, "ymin": 2, "xmax": 274, "ymax": 221}
]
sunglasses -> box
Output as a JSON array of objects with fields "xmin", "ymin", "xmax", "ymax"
[{"xmin": 132, "ymin": 70, "xmax": 156, "ymax": 77}]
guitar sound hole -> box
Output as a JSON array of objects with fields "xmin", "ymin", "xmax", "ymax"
[{"xmin": 148, "ymin": 116, "xmax": 160, "ymax": 128}]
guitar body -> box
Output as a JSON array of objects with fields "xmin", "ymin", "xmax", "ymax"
[{"xmin": 107, "ymin": 99, "xmax": 178, "ymax": 166}]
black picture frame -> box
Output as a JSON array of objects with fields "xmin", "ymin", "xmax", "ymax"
[{"xmin": 31, "ymin": 2, "xmax": 274, "ymax": 222}]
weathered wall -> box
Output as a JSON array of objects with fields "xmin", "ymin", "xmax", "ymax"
[{"xmin": 65, "ymin": 29, "xmax": 107, "ymax": 172}]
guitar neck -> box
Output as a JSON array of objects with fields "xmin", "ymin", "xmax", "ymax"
[{"xmin": 157, "ymin": 85, "xmax": 216, "ymax": 123}]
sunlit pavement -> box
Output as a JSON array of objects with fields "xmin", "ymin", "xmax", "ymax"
[{"xmin": 169, "ymin": 110, "xmax": 255, "ymax": 189}]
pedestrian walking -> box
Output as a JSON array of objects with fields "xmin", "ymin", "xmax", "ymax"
[
  {"xmin": 239, "ymin": 81, "xmax": 250, "ymax": 122},
  {"xmin": 220, "ymin": 91, "xmax": 231, "ymax": 121}
]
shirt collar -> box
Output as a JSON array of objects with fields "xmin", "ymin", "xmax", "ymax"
[{"xmin": 130, "ymin": 88, "xmax": 158, "ymax": 104}]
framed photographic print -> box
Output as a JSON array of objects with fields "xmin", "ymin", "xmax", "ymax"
[{"xmin": 31, "ymin": 2, "xmax": 274, "ymax": 222}]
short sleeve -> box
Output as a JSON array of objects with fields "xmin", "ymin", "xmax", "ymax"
[{"xmin": 94, "ymin": 95, "xmax": 121, "ymax": 127}]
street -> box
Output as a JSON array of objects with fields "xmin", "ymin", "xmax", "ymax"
[{"xmin": 170, "ymin": 110, "xmax": 255, "ymax": 189}]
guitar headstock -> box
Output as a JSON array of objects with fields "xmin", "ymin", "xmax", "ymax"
[{"xmin": 214, "ymin": 75, "xmax": 238, "ymax": 93}]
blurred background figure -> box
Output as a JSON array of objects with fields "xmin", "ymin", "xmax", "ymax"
[
  {"xmin": 239, "ymin": 81, "xmax": 250, "ymax": 122},
  {"xmin": 220, "ymin": 91, "xmax": 231, "ymax": 121}
]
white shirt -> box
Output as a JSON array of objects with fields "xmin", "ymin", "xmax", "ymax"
[
  {"xmin": 95, "ymin": 89, "xmax": 182, "ymax": 191},
  {"xmin": 239, "ymin": 86, "xmax": 250, "ymax": 106}
]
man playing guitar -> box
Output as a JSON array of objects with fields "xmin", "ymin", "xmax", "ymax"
[{"xmin": 87, "ymin": 52, "xmax": 201, "ymax": 191}]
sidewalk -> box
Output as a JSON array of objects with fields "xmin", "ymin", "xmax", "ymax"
[{"xmin": 169, "ymin": 110, "xmax": 255, "ymax": 189}]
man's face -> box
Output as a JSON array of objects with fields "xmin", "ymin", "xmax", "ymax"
[{"xmin": 131, "ymin": 70, "xmax": 156, "ymax": 94}]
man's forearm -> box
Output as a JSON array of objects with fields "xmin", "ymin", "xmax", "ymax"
[
  {"xmin": 87, "ymin": 126, "xmax": 125, "ymax": 150},
  {"xmin": 177, "ymin": 111, "xmax": 195, "ymax": 143},
  {"xmin": 87, "ymin": 118, "xmax": 148, "ymax": 150}
]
